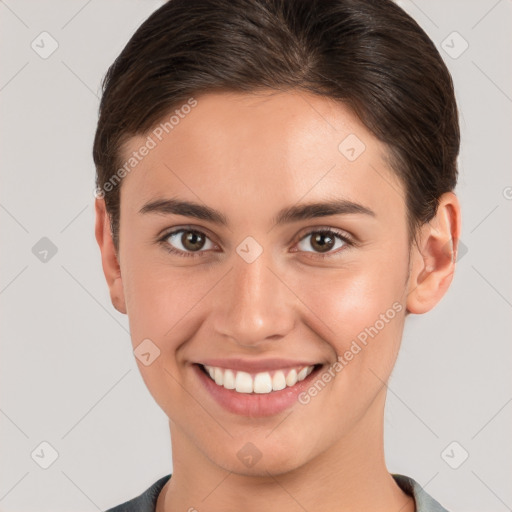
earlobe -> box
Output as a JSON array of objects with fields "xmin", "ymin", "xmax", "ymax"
[
  {"xmin": 94, "ymin": 198, "xmax": 127, "ymax": 315},
  {"xmin": 406, "ymin": 192, "xmax": 461, "ymax": 315}
]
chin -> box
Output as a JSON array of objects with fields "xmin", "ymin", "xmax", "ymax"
[{"xmin": 210, "ymin": 439, "xmax": 311, "ymax": 478}]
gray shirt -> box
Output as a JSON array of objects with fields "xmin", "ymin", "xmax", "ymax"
[{"xmin": 104, "ymin": 473, "xmax": 449, "ymax": 511}]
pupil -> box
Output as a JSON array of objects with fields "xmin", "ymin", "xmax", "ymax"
[
  {"xmin": 313, "ymin": 232, "xmax": 334, "ymax": 253},
  {"xmin": 184, "ymin": 231, "xmax": 204, "ymax": 251}
]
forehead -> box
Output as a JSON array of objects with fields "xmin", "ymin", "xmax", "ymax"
[{"xmin": 118, "ymin": 90, "xmax": 406, "ymax": 225}]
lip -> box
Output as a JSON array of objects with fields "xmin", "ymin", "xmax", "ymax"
[
  {"xmin": 196, "ymin": 357, "xmax": 320, "ymax": 373},
  {"xmin": 193, "ymin": 362, "xmax": 324, "ymax": 417}
]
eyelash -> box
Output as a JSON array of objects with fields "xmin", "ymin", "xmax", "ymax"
[{"xmin": 157, "ymin": 226, "xmax": 355, "ymax": 260}]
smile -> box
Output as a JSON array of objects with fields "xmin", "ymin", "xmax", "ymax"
[
  {"xmin": 194, "ymin": 359, "xmax": 326, "ymax": 416},
  {"xmin": 201, "ymin": 364, "xmax": 315, "ymax": 394}
]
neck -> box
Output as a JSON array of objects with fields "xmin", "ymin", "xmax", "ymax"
[{"xmin": 157, "ymin": 388, "xmax": 415, "ymax": 512}]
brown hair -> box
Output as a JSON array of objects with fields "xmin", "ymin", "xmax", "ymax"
[{"xmin": 93, "ymin": 0, "xmax": 459, "ymax": 253}]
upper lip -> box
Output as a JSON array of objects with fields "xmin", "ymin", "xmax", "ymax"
[{"xmin": 196, "ymin": 358, "xmax": 320, "ymax": 373}]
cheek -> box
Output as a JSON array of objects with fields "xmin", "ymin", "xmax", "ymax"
[
  {"xmin": 123, "ymin": 239, "xmax": 408, "ymax": 352},
  {"xmin": 121, "ymin": 253, "xmax": 222, "ymax": 390},
  {"xmin": 300, "ymin": 254, "xmax": 407, "ymax": 376},
  {"xmin": 120, "ymin": 234, "xmax": 185, "ymax": 338},
  {"xmin": 124, "ymin": 268, "xmax": 193, "ymax": 349},
  {"xmin": 289, "ymin": 263, "xmax": 406, "ymax": 437},
  {"xmin": 311, "ymin": 261, "xmax": 403, "ymax": 329},
  {"xmin": 122, "ymin": 234, "xmax": 408, "ymax": 384},
  {"xmin": 121, "ymin": 262, "xmax": 201, "ymax": 420}
]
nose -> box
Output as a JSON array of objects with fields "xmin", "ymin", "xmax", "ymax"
[{"xmin": 212, "ymin": 248, "xmax": 296, "ymax": 348}]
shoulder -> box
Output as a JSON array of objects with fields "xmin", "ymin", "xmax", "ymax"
[
  {"xmin": 392, "ymin": 473, "xmax": 451, "ymax": 512},
  {"xmin": 104, "ymin": 472, "xmax": 449, "ymax": 512},
  {"xmin": 104, "ymin": 474, "xmax": 172, "ymax": 512}
]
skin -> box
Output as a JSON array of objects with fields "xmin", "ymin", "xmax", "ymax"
[{"xmin": 95, "ymin": 90, "xmax": 461, "ymax": 512}]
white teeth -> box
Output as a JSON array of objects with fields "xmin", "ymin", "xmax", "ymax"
[
  {"xmin": 285, "ymin": 369, "xmax": 298, "ymax": 387},
  {"xmin": 223, "ymin": 369, "xmax": 236, "ymax": 389},
  {"xmin": 235, "ymin": 371, "xmax": 253, "ymax": 393},
  {"xmin": 254, "ymin": 372, "xmax": 273, "ymax": 394},
  {"xmin": 272, "ymin": 370, "xmax": 286, "ymax": 391},
  {"xmin": 297, "ymin": 366, "xmax": 314, "ymax": 381},
  {"xmin": 203, "ymin": 364, "xmax": 316, "ymax": 394},
  {"xmin": 214, "ymin": 367, "xmax": 223, "ymax": 386}
]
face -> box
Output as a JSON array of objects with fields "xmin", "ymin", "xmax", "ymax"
[{"xmin": 97, "ymin": 90, "xmax": 434, "ymax": 476}]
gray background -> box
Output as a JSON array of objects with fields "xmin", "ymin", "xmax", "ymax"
[{"xmin": 1, "ymin": 0, "xmax": 511, "ymax": 510}]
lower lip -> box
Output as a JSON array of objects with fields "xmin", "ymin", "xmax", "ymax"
[{"xmin": 193, "ymin": 363, "xmax": 324, "ymax": 417}]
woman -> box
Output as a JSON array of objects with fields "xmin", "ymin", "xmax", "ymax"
[{"xmin": 93, "ymin": 0, "xmax": 461, "ymax": 510}]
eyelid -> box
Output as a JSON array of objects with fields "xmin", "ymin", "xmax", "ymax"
[
  {"xmin": 157, "ymin": 224, "xmax": 356, "ymax": 258},
  {"xmin": 157, "ymin": 224, "xmax": 220, "ymax": 250},
  {"xmin": 158, "ymin": 224, "xmax": 355, "ymax": 243},
  {"xmin": 157, "ymin": 223, "xmax": 217, "ymax": 241},
  {"xmin": 295, "ymin": 225, "xmax": 355, "ymax": 244}
]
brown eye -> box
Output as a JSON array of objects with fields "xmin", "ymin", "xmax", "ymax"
[
  {"xmin": 296, "ymin": 229, "xmax": 352, "ymax": 257},
  {"xmin": 180, "ymin": 231, "xmax": 206, "ymax": 251},
  {"xmin": 163, "ymin": 229, "xmax": 214, "ymax": 255},
  {"xmin": 309, "ymin": 232, "xmax": 336, "ymax": 253}
]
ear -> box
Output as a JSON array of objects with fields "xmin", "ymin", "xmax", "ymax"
[
  {"xmin": 94, "ymin": 198, "xmax": 127, "ymax": 315},
  {"xmin": 406, "ymin": 191, "xmax": 462, "ymax": 315}
]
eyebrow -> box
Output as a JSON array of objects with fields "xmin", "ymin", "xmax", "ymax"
[{"xmin": 139, "ymin": 197, "xmax": 376, "ymax": 226}]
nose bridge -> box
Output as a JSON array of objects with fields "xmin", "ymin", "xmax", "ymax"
[{"xmin": 213, "ymin": 246, "xmax": 294, "ymax": 346}]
